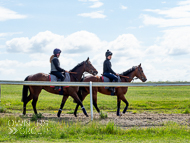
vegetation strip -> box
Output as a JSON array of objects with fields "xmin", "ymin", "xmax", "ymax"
[{"xmin": 0, "ymin": 116, "xmax": 190, "ymax": 142}]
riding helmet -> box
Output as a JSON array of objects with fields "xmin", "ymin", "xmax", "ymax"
[
  {"xmin": 105, "ymin": 50, "xmax": 112, "ymax": 57},
  {"xmin": 53, "ymin": 48, "xmax": 61, "ymax": 56}
]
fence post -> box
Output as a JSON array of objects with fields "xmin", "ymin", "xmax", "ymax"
[{"xmin": 89, "ymin": 81, "xmax": 93, "ymax": 121}]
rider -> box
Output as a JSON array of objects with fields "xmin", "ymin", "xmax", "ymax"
[
  {"xmin": 50, "ymin": 48, "xmax": 68, "ymax": 90},
  {"xmin": 103, "ymin": 50, "xmax": 119, "ymax": 93}
]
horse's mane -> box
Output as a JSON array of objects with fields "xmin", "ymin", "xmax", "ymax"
[
  {"xmin": 120, "ymin": 66, "xmax": 136, "ymax": 76},
  {"xmin": 70, "ymin": 61, "xmax": 84, "ymax": 72}
]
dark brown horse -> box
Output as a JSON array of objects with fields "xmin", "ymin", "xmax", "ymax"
[
  {"xmin": 74, "ymin": 64, "xmax": 147, "ymax": 117},
  {"xmin": 22, "ymin": 57, "xmax": 98, "ymax": 117}
]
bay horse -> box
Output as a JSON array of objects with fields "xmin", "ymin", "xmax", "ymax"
[
  {"xmin": 22, "ymin": 57, "xmax": 98, "ymax": 117},
  {"xmin": 74, "ymin": 63, "xmax": 147, "ymax": 117}
]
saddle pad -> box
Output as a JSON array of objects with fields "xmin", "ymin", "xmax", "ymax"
[
  {"xmin": 49, "ymin": 72, "xmax": 70, "ymax": 87},
  {"xmin": 101, "ymin": 75, "xmax": 121, "ymax": 82}
]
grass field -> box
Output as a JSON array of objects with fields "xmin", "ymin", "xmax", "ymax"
[
  {"xmin": 1, "ymin": 85, "xmax": 190, "ymax": 114},
  {"xmin": 0, "ymin": 85, "xmax": 190, "ymax": 142},
  {"xmin": 0, "ymin": 116, "xmax": 190, "ymax": 143}
]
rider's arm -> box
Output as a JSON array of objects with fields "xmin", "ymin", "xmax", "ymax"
[{"xmin": 52, "ymin": 58, "xmax": 65, "ymax": 72}]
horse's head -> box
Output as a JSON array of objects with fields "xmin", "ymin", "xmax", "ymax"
[
  {"xmin": 135, "ymin": 63, "xmax": 147, "ymax": 82},
  {"xmin": 84, "ymin": 57, "xmax": 98, "ymax": 76}
]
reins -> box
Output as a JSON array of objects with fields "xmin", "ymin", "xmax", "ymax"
[{"xmin": 67, "ymin": 72, "xmax": 77, "ymax": 74}]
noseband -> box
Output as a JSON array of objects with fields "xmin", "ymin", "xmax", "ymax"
[
  {"xmin": 136, "ymin": 66, "xmax": 145, "ymax": 81},
  {"xmin": 85, "ymin": 61, "xmax": 96, "ymax": 75},
  {"xmin": 123, "ymin": 66, "xmax": 144, "ymax": 82}
]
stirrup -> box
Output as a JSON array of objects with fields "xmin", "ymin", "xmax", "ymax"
[{"xmin": 54, "ymin": 86, "xmax": 59, "ymax": 90}]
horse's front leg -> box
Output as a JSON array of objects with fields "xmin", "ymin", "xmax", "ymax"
[
  {"xmin": 72, "ymin": 93, "xmax": 88, "ymax": 117},
  {"xmin": 74, "ymin": 88, "xmax": 90, "ymax": 117},
  {"xmin": 57, "ymin": 95, "xmax": 69, "ymax": 117}
]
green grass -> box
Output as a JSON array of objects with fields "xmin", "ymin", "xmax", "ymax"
[
  {"xmin": 0, "ymin": 85, "xmax": 190, "ymax": 142},
  {"xmin": 0, "ymin": 116, "xmax": 190, "ymax": 143},
  {"xmin": 1, "ymin": 85, "xmax": 190, "ymax": 114}
]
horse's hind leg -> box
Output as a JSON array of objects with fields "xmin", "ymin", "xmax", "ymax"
[
  {"xmin": 57, "ymin": 95, "xmax": 69, "ymax": 117},
  {"xmin": 23, "ymin": 94, "xmax": 33, "ymax": 115},
  {"xmin": 120, "ymin": 95, "xmax": 129, "ymax": 114},
  {"xmin": 92, "ymin": 88, "xmax": 100, "ymax": 114},
  {"xmin": 31, "ymin": 87, "xmax": 42, "ymax": 115},
  {"xmin": 32, "ymin": 97, "xmax": 39, "ymax": 115}
]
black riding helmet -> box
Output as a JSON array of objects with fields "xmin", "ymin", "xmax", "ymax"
[{"xmin": 105, "ymin": 50, "xmax": 112, "ymax": 57}]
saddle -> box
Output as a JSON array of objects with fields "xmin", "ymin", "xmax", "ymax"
[
  {"xmin": 49, "ymin": 72, "xmax": 70, "ymax": 88},
  {"xmin": 101, "ymin": 75, "xmax": 121, "ymax": 94},
  {"xmin": 101, "ymin": 75, "xmax": 121, "ymax": 82}
]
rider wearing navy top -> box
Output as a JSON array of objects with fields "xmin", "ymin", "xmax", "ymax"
[{"xmin": 103, "ymin": 50, "xmax": 119, "ymax": 93}]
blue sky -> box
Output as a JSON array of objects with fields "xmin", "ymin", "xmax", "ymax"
[{"xmin": 0, "ymin": 0, "xmax": 190, "ymax": 81}]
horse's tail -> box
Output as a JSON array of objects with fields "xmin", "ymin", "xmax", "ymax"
[
  {"xmin": 77, "ymin": 87, "xmax": 86, "ymax": 101},
  {"xmin": 22, "ymin": 76, "xmax": 29, "ymax": 102}
]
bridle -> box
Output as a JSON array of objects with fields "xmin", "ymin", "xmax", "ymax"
[
  {"xmin": 137, "ymin": 66, "xmax": 146, "ymax": 81},
  {"xmin": 122, "ymin": 66, "xmax": 144, "ymax": 82},
  {"xmin": 71, "ymin": 61, "xmax": 97, "ymax": 81},
  {"xmin": 84, "ymin": 61, "xmax": 97, "ymax": 76}
]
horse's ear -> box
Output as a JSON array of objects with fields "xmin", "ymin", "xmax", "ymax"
[
  {"xmin": 139, "ymin": 63, "xmax": 141, "ymax": 67},
  {"xmin": 86, "ymin": 57, "xmax": 89, "ymax": 61}
]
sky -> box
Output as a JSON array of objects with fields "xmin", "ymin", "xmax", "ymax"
[{"xmin": 0, "ymin": 0, "xmax": 190, "ymax": 81}]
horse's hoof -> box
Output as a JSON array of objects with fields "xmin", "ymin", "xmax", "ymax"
[
  {"xmin": 74, "ymin": 113, "xmax": 77, "ymax": 117},
  {"xmin": 57, "ymin": 113, "xmax": 60, "ymax": 117},
  {"xmin": 86, "ymin": 114, "xmax": 89, "ymax": 117}
]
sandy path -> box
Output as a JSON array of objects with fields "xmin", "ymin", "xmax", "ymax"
[{"xmin": 1, "ymin": 112, "xmax": 189, "ymax": 128}]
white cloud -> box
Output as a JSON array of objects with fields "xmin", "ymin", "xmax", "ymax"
[
  {"xmin": 141, "ymin": 0, "xmax": 190, "ymax": 27},
  {"xmin": 3, "ymin": 30, "xmax": 190, "ymax": 81},
  {"xmin": 145, "ymin": 26, "xmax": 190, "ymax": 56},
  {"xmin": 121, "ymin": 5, "xmax": 127, "ymax": 10},
  {"xmin": 62, "ymin": 30, "xmax": 103, "ymax": 53},
  {"xmin": 0, "ymin": 6, "xmax": 27, "ymax": 21},
  {"xmin": 0, "ymin": 32, "xmax": 22, "ymax": 37},
  {"xmin": 6, "ymin": 31, "xmax": 65, "ymax": 53},
  {"xmin": 79, "ymin": 0, "xmax": 103, "ymax": 8},
  {"xmin": 6, "ymin": 30, "xmax": 105, "ymax": 55},
  {"xmin": 89, "ymin": 1, "xmax": 103, "ymax": 8},
  {"xmin": 145, "ymin": 1, "xmax": 190, "ymax": 18},
  {"xmin": 78, "ymin": 11, "xmax": 106, "ymax": 18},
  {"xmin": 141, "ymin": 14, "xmax": 190, "ymax": 27},
  {"xmin": 0, "ymin": 59, "xmax": 20, "ymax": 67},
  {"xmin": 160, "ymin": 27, "xmax": 190, "ymax": 55},
  {"xmin": 0, "ymin": 68, "xmax": 15, "ymax": 75},
  {"xmin": 178, "ymin": 0, "xmax": 190, "ymax": 5},
  {"xmin": 78, "ymin": 0, "xmax": 87, "ymax": 1}
]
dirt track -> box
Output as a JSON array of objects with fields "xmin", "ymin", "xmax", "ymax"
[{"xmin": 1, "ymin": 112, "xmax": 190, "ymax": 128}]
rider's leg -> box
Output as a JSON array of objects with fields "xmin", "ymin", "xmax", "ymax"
[
  {"xmin": 103, "ymin": 73, "xmax": 118, "ymax": 93},
  {"xmin": 51, "ymin": 71, "xmax": 64, "ymax": 90}
]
